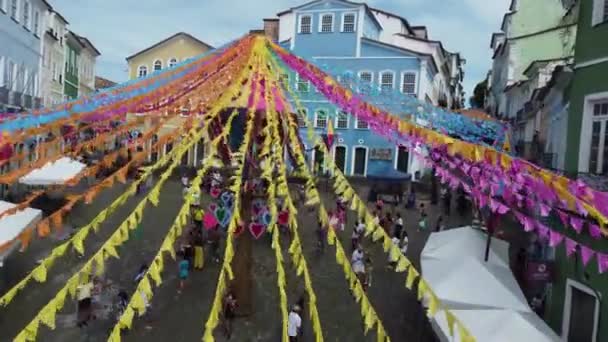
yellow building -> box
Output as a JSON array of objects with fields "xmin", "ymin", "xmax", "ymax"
[
  {"xmin": 126, "ymin": 32, "xmax": 213, "ymax": 166},
  {"xmin": 126, "ymin": 32, "xmax": 213, "ymax": 80}
]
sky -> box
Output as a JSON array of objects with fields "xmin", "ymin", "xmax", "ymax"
[{"xmin": 52, "ymin": 0, "xmax": 510, "ymax": 104}]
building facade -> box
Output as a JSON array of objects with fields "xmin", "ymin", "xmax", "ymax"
[
  {"xmin": 76, "ymin": 35, "xmax": 100, "ymax": 96},
  {"xmin": 486, "ymin": 0, "xmax": 577, "ymax": 120},
  {"xmin": 63, "ymin": 31, "xmax": 81, "ymax": 100},
  {"xmin": 273, "ymin": 0, "xmax": 465, "ymax": 177},
  {"xmin": 126, "ymin": 32, "xmax": 213, "ymax": 80},
  {"xmin": 545, "ymin": 1, "xmax": 608, "ymax": 341},
  {"xmin": 41, "ymin": 9, "xmax": 68, "ymax": 107},
  {"xmin": 0, "ymin": 0, "xmax": 50, "ymax": 112}
]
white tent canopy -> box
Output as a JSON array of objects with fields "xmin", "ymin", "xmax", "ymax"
[
  {"xmin": 433, "ymin": 309, "xmax": 560, "ymax": 342},
  {"xmin": 19, "ymin": 157, "xmax": 86, "ymax": 185},
  {"xmin": 422, "ymin": 226, "xmax": 509, "ymax": 268},
  {"xmin": 0, "ymin": 201, "xmax": 42, "ymax": 266}
]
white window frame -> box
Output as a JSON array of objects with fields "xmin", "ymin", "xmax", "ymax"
[
  {"xmin": 296, "ymin": 108, "xmax": 308, "ymax": 127},
  {"xmin": 400, "ymin": 71, "xmax": 418, "ymax": 95},
  {"xmin": 380, "ymin": 70, "xmax": 395, "ymax": 92},
  {"xmin": 0, "ymin": 57, "xmax": 4, "ymax": 87},
  {"xmin": 335, "ymin": 110, "xmax": 349, "ymax": 129},
  {"xmin": 32, "ymin": 9, "xmax": 39, "ymax": 36},
  {"xmin": 578, "ymin": 91, "xmax": 608, "ymax": 173},
  {"xmin": 314, "ymin": 109, "xmax": 328, "ymax": 128},
  {"xmin": 355, "ymin": 118, "xmax": 369, "ymax": 130},
  {"xmin": 153, "ymin": 59, "xmax": 163, "ymax": 71},
  {"xmin": 298, "ymin": 14, "xmax": 312, "ymax": 34},
  {"xmin": 350, "ymin": 145, "xmax": 368, "ymax": 177},
  {"xmin": 394, "ymin": 144, "xmax": 411, "ymax": 171},
  {"xmin": 22, "ymin": 0, "xmax": 29, "ymax": 30},
  {"xmin": 592, "ymin": 0, "xmax": 608, "ymax": 26},
  {"xmin": 168, "ymin": 58, "xmax": 178, "ymax": 68},
  {"xmin": 295, "ymin": 73, "xmax": 310, "ymax": 93},
  {"xmin": 138, "ymin": 65, "xmax": 148, "ymax": 78},
  {"xmin": 561, "ymin": 279, "xmax": 600, "ymax": 342},
  {"xmin": 10, "ymin": 0, "xmax": 19, "ymax": 21},
  {"xmin": 358, "ymin": 70, "xmax": 373, "ymax": 93},
  {"xmin": 318, "ymin": 13, "xmax": 334, "ymax": 33},
  {"xmin": 341, "ymin": 12, "xmax": 357, "ymax": 33}
]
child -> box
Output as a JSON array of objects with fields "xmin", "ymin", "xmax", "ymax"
[
  {"xmin": 393, "ymin": 213, "xmax": 404, "ymax": 238},
  {"xmin": 223, "ymin": 292, "xmax": 237, "ymax": 339},
  {"xmin": 178, "ymin": 254, "xmax": 189, "ymax": 292},
  {"xmin": 351, "ymin": 220, "xmax": 365, "ymax": 251}
]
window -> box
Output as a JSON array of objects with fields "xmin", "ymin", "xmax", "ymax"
[
  {"xmin": 342, "ymin": 13, "xmax": 356, "ymax": 32},
  {"xmin": 51, "ymin": 62, "xmax": 56, "ymax": 80},
  {"xmin": 168, "ymin": 58, "xmax": 177, "ymax": 68},
  {"xmin": 33, "ymin": 10, "xmax": 38, "ymax": 36},
  {"xmin": 315, "ymin": 109, "xmax": 328, "ymax": 128},
  {"xmin": 295, "ymin": 74, "xmax": 310, "ymax": 92},
  {"xmin": 336, "ymin": 111, "xmax": 348, "ymax": 129},
  {"xmin": 22, "ymin": 1, "xmax": 29, "ymax": 29},
  {"xmin": 138, "ymin": 65, "xmax": 148, "ymax": 78},
  {"xmin": 380, "ymin": 71, "xmax": 394, "ymax": 92},
  {"xmin": 7, "ymin": 60, "xmax": 15, "ymax": 90},
  {"xmin": 299, "ymin": 15, "xmax": 312, "ymax": 34},
  {"xmin": 356, "ymin": 118, "xmax": 369, "ymax": 129},
  {"xmin": 358, "ymin": 71, "xmax": 373, "ymax": 93},
  {"xmin": 588, "ymin": 101, "xmax": 608, "ymax": 174},
  {"xmin": 153, "ymin": 60, "xmax": 162, "ymax": 71},
  {"xmin": 340, "ymin": 71, "xmax": 355, "ymax": 89},
  {"xmin": 0, "ymin": 0, "xmax": 6, "ymax": 13},
  {"xmin": 401, "ymin": 72, "xmax": 417, "ymax": 95},
  {"xmin": 297, "ymin": 108, "xmax": 307, "ymax": 127},
  {"xmin": 0, "ymin": 57, "xmax": 4, "ymax": 86},
  {"xmin": 10, "ymin": 0, "xmax": 18, "ymax": 21},
  {"xmin": 279, "ymin": 73, "xmax": 289, "ymax": 89},
  {"xmin": 320, "ymin": 14, "xmax": 334, "ymax": 33},
  {"xmin": 592, "ymin": 0, "xmax": 608, "ymax": 25}
]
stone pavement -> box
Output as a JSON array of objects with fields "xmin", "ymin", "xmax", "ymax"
[{"xmin": 0, "ymin": 175, "xmax": 475, "ymax": 341}]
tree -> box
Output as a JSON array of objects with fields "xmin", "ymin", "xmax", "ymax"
[{"xmin": 469, "ymin": 79, "xmax": 488, "ymax": 108}]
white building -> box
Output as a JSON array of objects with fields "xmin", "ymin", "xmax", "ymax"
[
  {"xmin": 75, "ymin": 34, "xmax": 100, "ymax": 96},
  {"xmin": 41, "ymin": 8, "xmax": 68, "ymax": 106}
]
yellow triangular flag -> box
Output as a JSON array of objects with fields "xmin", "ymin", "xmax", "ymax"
[
  {"xmin": 406, "ymin": 267, "xmax": 419, "ymax": 290},
  {"xmin": 32, "ymin": 265, "xmax": 47, "ymax": 282},
  {"xmin": 39, "ymin": 304, "xmax": 57, "ymax": 330}
]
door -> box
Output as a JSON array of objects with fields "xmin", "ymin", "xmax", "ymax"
[
  {"xmin": 334, "ymin": 146, "xmax": 346, "ymax": 173},
  {"xmin": 353, "ymin": 147, "xmax": 367, "ymax": 176},
  {"xmin": 181, "ymin": 148, "xmax": 189, "ymax": 165},
  {"xmin": 196, "ymin": 137, "xmax": 205, "ymax": 166},
  {"xmin": 396, "ymin": 146, "xmax": 409, "ymax": 173},
  {"xmin": 165, "ymin": 142, "xmax": 173, "ymax": 156},
  {"xmin": 564, "ymin": 280, "xmax": 599, "ymax": 342},
  {"xmin": 313, "ymin": 147, "xmax": 325, "ymax": 175},
  {"xmin": 151, "ymin": 135, "xmax": 159, "ymax": 163}
]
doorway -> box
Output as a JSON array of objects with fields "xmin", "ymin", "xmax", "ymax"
[
  {"xmin": 352, "ymin": 146, "xmax": 367, "ymax": 176},
  {"xmin": 396, "ymin": 145, "xmax": 409, "ymax": 173},
  {"xmin": 334, "ymin": 145, "xmax": 347, "ymax": 173},
  {"xmin": 563, "ymin": 279, "xmax": 599, "ymax": 342},
  {"xmin": 313, "ymin": 147, "xmax": 325, "ymax": 175}
]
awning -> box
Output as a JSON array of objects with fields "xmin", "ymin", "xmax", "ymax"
[
  {"xmin": 0, "ymin": 201, "xmax": 42, "ymax": 265},
  {"xmin": 19, "ymin": 157, "xmax": 86, "ymax": 185}
]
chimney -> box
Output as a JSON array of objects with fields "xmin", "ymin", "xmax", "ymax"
[{"xmin": 263, "ymin": 18, "xmax": 279, "ymax": 41}]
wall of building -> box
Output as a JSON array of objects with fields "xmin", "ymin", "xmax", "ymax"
[
  {"xmin": 64, "ymin": 41, "xmax": 79, "ymax": 99},
  {"xmin": 291, "ymin": 10, "xmax": 358, "ymax": 58},
  {"xmin": 510, "ymin": 0, "xmax": 573, "ymax": 37},
  {"xmin": 127, "ymin": 36, "xmax": 210, "ymax": 80}
]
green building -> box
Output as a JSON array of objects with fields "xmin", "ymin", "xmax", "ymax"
[
  {"xmin": 547, "ymin": 1, "xmax": 608, "ymax": 341},
  {"xmin": 63, "ymin": 31, "xmax": 82, "ymax": 100}
]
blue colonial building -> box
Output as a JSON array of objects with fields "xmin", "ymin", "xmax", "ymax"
[
  {"xmin": 0, "ymin": 0, "xmax": 51, "ymax": 112},
  {"xmin": 269, "ymin": 0, "xmax": 466, "ymax": 178}
]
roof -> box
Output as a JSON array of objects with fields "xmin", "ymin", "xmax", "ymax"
[
  {"xmin": 361, "ymin": 37, "xmax": 438, "ymax": 73},
  {"xmin": 76, "ymin": 35, "xmax": 101, "ymax": 56},
  {"xmin": 52, "ymin": 9, "xmax": 69, "ymax": 24},
  {"xmin": 277, "ymin": 0, "xmax": 383, "ymax": 31},
  {"xmin": 263, "ymin": 18, "xmax": 279, "ymax": 22},
  {"xmin": 66, "ymin": 31, "xmax": 86, "ymax": 49},
  {"xmin": 126, "ymin": 32, "xmax": 214, "ymax": 61},
  {"xmin": 95, "ymin": 76, "xmax": 117, "ymax": 90},
  {"xmin": 369, "ymin": 6, "xmax": 414, "ymax": 35},
  {"xmin": 394, "ymin": 33, "xmax": 449, "ymax": 59},
  {"xmin": 522, "ymin": 57, "xmax": 572, "ymax": 77},
  {"xmin": 500, "ymin": 12, "xmax": 515, "ymax": 33}
]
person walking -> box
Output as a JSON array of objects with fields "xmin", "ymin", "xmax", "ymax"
[
  {"xmin": 288, "ymin": 305, "xmax": 302, "ymax": 342},
  {"xmin": 222, "ymin": 292, "xmax": 237, "ymax": 339},
  {"xmin": 393, "ymin": 213, "xmax": 404, "ymax": 238},
  {"xmin": 178, "ymin": 253, "xmax": 190, "ymax": 293},
  {"xmin": 352, "ymin": 245, "xmax": 366, "ymax": 284},
  {"xmin": 194, "ymin": 230, "xmax": 205, "ymax": 270},
  {"xmin": 417, "ymin": 203, "xmax": 428, "ymax": 232},
  {"xmin": 351, "ymin": 220, "xmax": 365, "ymax": 251},
  {"xmin": 76, "ymin": 279, "xmax": 94, "ymax": 328}
]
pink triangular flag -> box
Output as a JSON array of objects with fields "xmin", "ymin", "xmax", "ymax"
[
  {"xmin": 557, "ymin": 211, "xmax": 570, "ymax": 226},
  {"xmin": 523, "ymin": 217, "xmax": 535, "ymax": 232},
  {"xmin": 548, "ymin": 230, "xmax": 564, "ymax": 247},
  {"xmin": 570, "ymin": 217, "xmax": 584, "ymax": 234},
  {"xmin": 565, "ymin": 238, "xmax": 578, "ymax": 257},
  {"xmin": 536, "ymin": 221, "xmax": 549, "ymax": 238},
  {"xmin": 575, "ymin": 200, "xmax": 588, "ymax": 217},
  {"xmin": 597, "ymin": 253, "xmax": 608, "ymax": 274},
  {"xmin": 580, "ymin": 245, "xmax": 595, "ymax": 266},
  {"xmin": 539, "ymin": 203, "xmax": 551, "ymax": 217},
  {"xmin": 589, "ymin": 224, "xmax": 602, "ymax": 239}
]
